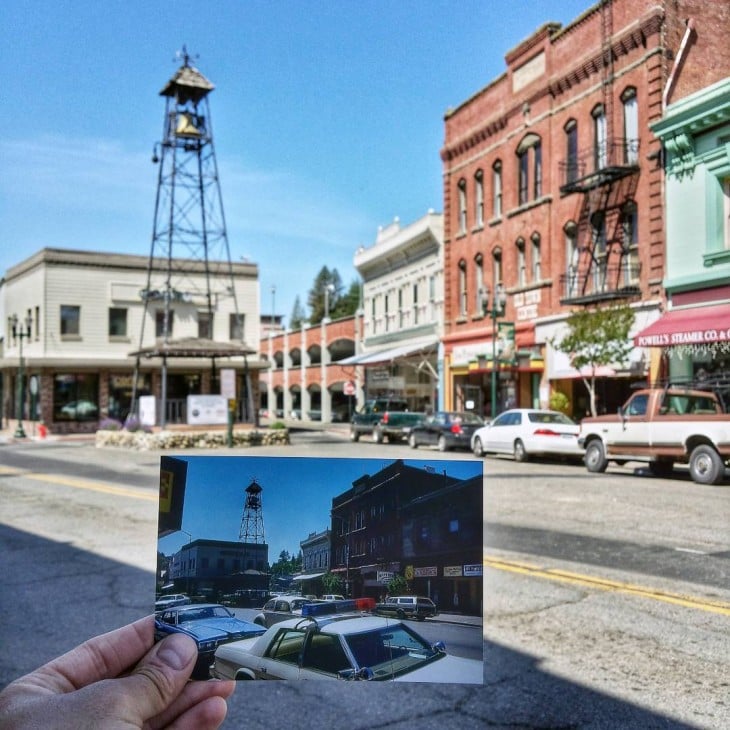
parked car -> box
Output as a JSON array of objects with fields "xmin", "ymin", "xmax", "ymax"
[
  {"xmin": 252, "ymin": 596, "xmax": 324, "ymax": 628},
  {"xmin": 154, "ymin": 593, "xmax": 191, "ymax": 611},
  {"xmin": 211, "ymin": 610, "xmax": 482, "ymax": 683},
  {"xmin": 59, "ymin": 400, "xmax": 98, "ymax": 418},
  {"xmin": 408, "ymin": 411, "xmax": 485, "ymax": 451},
  {"xmin": 471, "ymin": 408, "xmax": 583, "ymax": 462},
  {"xmin": 373, "ymin": 595, "xmax": 438, "ymax": 621},
  {"xmin": 322, "ymin": 594, "xmax": 345, "ymax": 601},
  {"xmin": 155, "ymin": 603, "xmax": 265, "ymax": 679}
]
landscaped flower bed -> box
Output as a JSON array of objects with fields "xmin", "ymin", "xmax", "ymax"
[{"xmin": 95, "ymin": 427, "xmax": 289, "ymax": 450}]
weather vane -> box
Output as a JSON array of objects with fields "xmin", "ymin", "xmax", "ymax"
[{"xmin": 175, "ymin": 45, "xmax": 199, "ymax": 67}]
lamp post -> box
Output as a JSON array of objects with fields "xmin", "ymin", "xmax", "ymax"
[
  {"xmin": 480, "ymin": 284, "xmax": 507, "ymax": 419},
  {"xmin": 11, "ymin": 313, "xmax": 33, "ymax": 438},
  {"xmin": 323, "ymin": 283, "xmax": 335, "ymax": 321}
]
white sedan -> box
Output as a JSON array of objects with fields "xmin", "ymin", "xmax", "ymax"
[
  {"xmin": 211, "ymin": 613, "xmax": 483, "ymax": 684},
  {"xmin": 471, "ymin": 408, "xmax": 584, "ymax": 462}
]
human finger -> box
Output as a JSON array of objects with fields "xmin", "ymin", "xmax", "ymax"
[{"xmin": 147, "ymin": 678, "xmax": 235, "ymax": 730}]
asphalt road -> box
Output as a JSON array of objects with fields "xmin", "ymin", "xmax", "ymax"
[{"xmin": 1, "ymin": 431, "xmax": 728, "ymax": 729}]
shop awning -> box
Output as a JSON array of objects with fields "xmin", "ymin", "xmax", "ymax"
[
  {"xmin": 338, "ymin": 338, "xmax": 439, "ymax": 366},
  {"xmin": 552, "ymin": 365, "xmax": 616, "ymax": 379},
  {"xmin": 290, "ymin": 572, "xmax": 325, "ymax": 581},
  {"xmin": 633, "ymin": 304, "xmax": 730, "ymax": 347}
]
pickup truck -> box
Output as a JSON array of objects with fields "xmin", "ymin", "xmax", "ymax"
[
  {"xmin": 349, "ymin": 398, "xmax": 412, "ymax": 442},
  {"xmin": 372, "ymin": 410, "xmax": 425, "ymax": 443},
  {"xmin": 579, "ymin": 387, "xmax": 730, "ymax": 485}
]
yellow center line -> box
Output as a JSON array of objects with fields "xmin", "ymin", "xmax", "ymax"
[
  {"xmin": 23, "ymin": 472, "xmax": 157, "ymax": 502},
  {"xmin": 483, "ymin": 555, "xmax": 730, "ymax": 617}
]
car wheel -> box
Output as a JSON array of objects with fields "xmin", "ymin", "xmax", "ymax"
[
  {"xmin": 689, "ymin": 444, "xmax": 725, "ymax": 485},
  {"xmin": 397, "ymin": 609, "xmax": 406, "ymax": 619},
  {"xmin": 374, "ymin": 428, "xmax": 384, "ymax": 444},
  {"xmin": 409, "ymin": 433, "xmax": 418, "ymax": 449},
  {"xmin": 513, "ymin": 439, "xmax": 528, "ymax": 462},
  {"xmin": 584, "ymin": 439, "xmax": 608, "ymax": 473},
  {"xmin": 349, "ymin": 429, "xmax": 359, "ymax": 442},
  {"xmin": 472, "ymin": 436, "xmax": 485, "ymax": 457},
  {"xmin": 253, "ymin": 617, "xmax": 265, "ymax": 626},
  {"xmin": 437, "ymin": 435, "xmax": 448, "ymax": 452}
]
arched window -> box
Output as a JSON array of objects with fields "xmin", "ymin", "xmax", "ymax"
[
  {"xmin": 474, "ymin": 253, "xmax": 484, "ymax": 313},
  {"xmin": 621, "ymin": 87, "xmax": 639, "ymax": 164},
  {"xmin": 621, "ymin": 201, "xmax": 639, "ymax": 284},
  {"xmin": 492, "ymin": 160, "xmax": 502, "ymax": 217},
  {"xmin": 492, "ymin": 247, "xmax": 503, "ymax": 292},
  {"xmin": 564, "ymin": 221, "xmax": 579, "ymax": 297},
  {"xmin": 591, "ymin": 211, "xmax": 607, "ymax": 290},
  {"xmin": 516, "ymin": 238, "xmax": 526, "ymax": 287},
  {"xmin": 565, "ymin": 119, "xmax": 579, "ymax": 184},
  {"xmin": 516, "ymin": 133, "xmax": 542, "ymax": 205},
  {"xmin": 592, "ymin": 104, "xmax": 607, "ymax": 169},
  {"xmin": 531, "ymin": 232, "xmax": 541, "ymax": 281},
  {"xmin": 458, "ymin": 179, "xmax": 467, "ymax": 234},
  {"xmin": 474, "ymin": 170, "xmax": 484, "ymax": 227},
  {"xmin": 458, "ymin": 259, "xmax": 468, "ymax": 317}
]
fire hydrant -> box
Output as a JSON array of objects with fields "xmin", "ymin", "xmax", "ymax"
[{"xmin": 38, "ymin": 423, "xmax": 48, "ymax": 439}]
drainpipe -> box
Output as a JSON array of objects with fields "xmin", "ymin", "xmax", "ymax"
[{"xmin": 663, "ymin": 18, "xmax": 695, "ymax": 111}]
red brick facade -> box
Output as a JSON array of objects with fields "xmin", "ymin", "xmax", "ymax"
[{"xmin": 440, "ymin": 0, "xmax": 728, "ymax": 416}]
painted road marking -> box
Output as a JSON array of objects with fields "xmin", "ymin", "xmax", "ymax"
[
  {"xmin": 11, "ymin": 471, "xmax": 157, "ymax": 502},
  {"xmin": 483, "ymin": 555, "xmax": 730, "ymax": 617}
]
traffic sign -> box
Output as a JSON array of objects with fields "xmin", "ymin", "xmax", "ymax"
[{"xmin": 343, "ymin": 380, "xmax": 356, "ymax": 396}]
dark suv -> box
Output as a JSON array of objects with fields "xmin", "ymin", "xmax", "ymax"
[{"xmin": 350, "ymin": 399, "xmax": 410, "ymax": 441}]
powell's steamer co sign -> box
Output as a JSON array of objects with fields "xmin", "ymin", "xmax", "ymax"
[{"xmin": 636, "ymin": 326, "xmax": 730, "ymax": 348}]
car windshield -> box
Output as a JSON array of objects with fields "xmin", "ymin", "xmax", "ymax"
[
  {"xmin": 179, "ymin": 606, "xmax": 232, "ymax": 621},
  {"xmin": 527, "ymin": 411, "xmax": 576, "ymax": 425},
  {"xmin": 449, "ymin": 412, "xmax": 483, "ymax": 424},
  {"xmin": 344, "ymin": 624, "xmax": 441, "ymax": 679}
]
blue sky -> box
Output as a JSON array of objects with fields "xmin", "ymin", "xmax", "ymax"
[
  {"xmin": 157, "ymin": 455, "xmax": 483, "ymax": 563},
  {"xmin": 1, "ymin": 0, "xmax": 591, "ymax": 323}
]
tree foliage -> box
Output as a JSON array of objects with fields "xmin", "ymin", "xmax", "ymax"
[
  {"xmin": 321, "ymin": 571, "xmax": 344, "ymax": 595},
  {"xmin": 289, "ymin": 296, "xmax": 306, "ymax": 330},
  {"xmin": 331, "ymin": 279, "xmax": 361, "ymax": 319},
  {"xmin": 307, "ymin": 266, "xmax": 343, "ymax": 324},
  {"xmin": 387, "ymin": 574, "xmax": 409, "ymax": 596},
  {"xmin": 549, "ymin": 304, "xmax": 635, "ymax": 417},
  {"xmin": 270, "ymin": 549, "xmax": 302, "ymax": 577}
]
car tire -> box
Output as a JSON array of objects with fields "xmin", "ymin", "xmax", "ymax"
[
  {"xmin": 584, "ymin": 439, "xmax": 608, "ymax": 473},
  {"xmin": 397, "ymin": 609, "xmax": 406, "ymax": 619},
  {"xmin": 513, "ymin": 439, "xmax": 528, "ymax": 462},
  {"xmin": 409, "ymin": 433, "xmax": 418, "ymax": 449},
  {"xmin": 437, "ymin": 435, "xmax": 448, "ymax": 452},
  {"xmin": 472, "ymin": 436, "xmax": 485, "ymax": 457},
  {"xmin": 350, "ymin": 429, "xmax": 360, "ymax": 442},
  {"xmin": 689, "ymin": 444, "xmax": 725, "ymax": 485}
]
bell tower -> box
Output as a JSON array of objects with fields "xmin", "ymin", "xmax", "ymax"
[{"xmin": 131, "ymin": 48, "xmax": 251, "ymax": 426}]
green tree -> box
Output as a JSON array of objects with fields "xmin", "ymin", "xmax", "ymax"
[
  {"xmin": 321, "ymin": 571, "xmax": 343, "ymax": 595},
  {"xmin": 387, "ymin": 574, "xmax": 409, "ymax": 596},
  {"xmin": 331, "ymin": 279, "xmax": 361, "ymax": 319},
  {"xmin": 307, "ymin": 266, "xmax": 343, "ymax": 324},
  {"xmin": 549, "ymin": 304, "xmax": 635, "ymax": 417},
  {"xmin": 290, "ymin": 296, "xmax": 306, "ymax": 329}
]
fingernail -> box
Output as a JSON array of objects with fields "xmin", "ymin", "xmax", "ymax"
[{"xmin": 157, "ymin": 633, "xmax": 197, "ymax": 670}]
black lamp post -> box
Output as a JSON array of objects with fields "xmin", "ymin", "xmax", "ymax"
[
  {"xmin": 11, "ymin": 313, "xmax": 33, "ymax": 438},
  {"xmin": 479, "ymin": 284, "xmax": 507, "ymax": 419}
]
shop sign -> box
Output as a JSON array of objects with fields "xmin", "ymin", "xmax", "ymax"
[
  {"xmin": 220, "ymin": 368, "xmax": 236, "ymax": 399},
  {"xmin": 443, "ymin": 565, "xmax": 463, "ymax": 577},
  {"xmin": 414, "ymin": 566, "xmax": 437, "ymax": 577},
  {"xmin": 139, "ymin": 395, "xmax": 157, "ymax": 426},
  {"xmin": 187, "ymin": 395, "xmax": 228, "ymax": 425},
  {"xmin": 377, "ymin": 571, "xmax": 394, "ymax": 584},
  {"xmin": 463, "ymin": 564, "xmax": 483, "ymax": 577}
]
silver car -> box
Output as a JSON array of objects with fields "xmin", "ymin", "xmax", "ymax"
[{"xmin": 253, "ymin": 596, "xmax": 323, "ymax": 628}]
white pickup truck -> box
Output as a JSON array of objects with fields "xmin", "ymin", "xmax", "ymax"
[{"xmin": 578, "ymin": 387, "xmax": 730, "ymax": 485}]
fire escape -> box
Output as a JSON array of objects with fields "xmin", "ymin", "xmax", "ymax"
[{"xmin": 558, "ymin": 0, "xmax": 642, "ymax": 306}]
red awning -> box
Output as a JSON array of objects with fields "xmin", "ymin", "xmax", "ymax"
[{"xmin": 634, "ymin": 304, "xmax": 730, "ymax": 347}]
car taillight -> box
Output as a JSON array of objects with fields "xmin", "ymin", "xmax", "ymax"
[
  {"xmin": 450, "ymin": 423, "xmax": 463, "ymax": 434},
  {"xmin": 533, "ymin": 428, "xmax": 560, "ymax": 436},
  {"xmin": 382, "ymin": 412, "xmax": 389, "ymax": 424}
]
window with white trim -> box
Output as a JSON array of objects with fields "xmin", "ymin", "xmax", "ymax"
[
  {"xmin": 474, "ymin": 253, "xmax": 484, "ymax": 314},
  {"xmin": 458, "ymin": 259, "xmax": 468, "ymax": 317},
  {"xmin": 531, "ymin": 233, "xmax": 541, "ymax": 281},
  {"xmin": 458, "ymin": 179, "xmax": 467, "ymax": 234},
  {"xmin": 492, "ymin": 161, "xmax": 502, "ymax": 217},
  {"xmin": 474, "ymin": 170, "xmax": 484, "ymax": 227},
  {"xmin": 516, "ymin": 239, "xmax": 526, "ymax": 287}
]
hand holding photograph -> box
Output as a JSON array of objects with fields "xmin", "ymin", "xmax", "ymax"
[{"xmin": 155, "ymin": 455, "xmax": 484, "ymax": 684}]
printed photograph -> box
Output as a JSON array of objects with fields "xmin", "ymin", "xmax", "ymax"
[{"xmin": 156, "ymin": 455, "xmax": 483, "ymax": 683}]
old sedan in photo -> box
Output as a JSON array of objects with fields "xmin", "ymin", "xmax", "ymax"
[
  {"xmin": 155, "ymin": 603, "xmax": 265, "ymax": 679},
  {"xmin": 253, "ymin": 596, "xmax": 324, "ymax": 628},
  {"xmin": 471, "ymin": 408, "xmax": 584, "ymax": 462},
  {"xmin": 408, "ymin": 411, "xmax": 485, "ymax": 451},
  {"xmin": 211, "ymin": 608, "xmax": 482, "ymax": 683}
]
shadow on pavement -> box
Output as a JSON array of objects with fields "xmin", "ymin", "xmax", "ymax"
[{"xmin": 0, "ymin": 524, "xmax": 697, "ymax": 729}]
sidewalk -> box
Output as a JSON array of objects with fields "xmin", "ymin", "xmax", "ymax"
[{"xmin": 428, "ymin": 611, "xmax": 482, "ymax": 627}]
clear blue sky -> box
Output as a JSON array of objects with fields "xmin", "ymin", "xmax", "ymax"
[
  {"xmin": 1, "ymin": 0, "xmax": 591, "ymax": 323},
  {"xmin": 157, "ymin": 455, "xmax": 483, "ymax": 563}
]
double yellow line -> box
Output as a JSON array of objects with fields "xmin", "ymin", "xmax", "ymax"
[{"xmin": 483, "ymin": 555, "xmax": 730, "ymax": 616}]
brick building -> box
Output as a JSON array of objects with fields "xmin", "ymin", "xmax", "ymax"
[{"xmin": 440, "ymin": 0, "xmax": 730, "ymax": 418}]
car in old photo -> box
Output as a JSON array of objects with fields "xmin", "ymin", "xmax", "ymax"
[
  {"xmin": 154, "ymin": 593, "xmax": 191, "ymax": 611},
  {"xmin": 471, "ymin": 408, "xmax": 583, "ymax": 462},
  {"xmin": 211, "ymin": 603, "xmax": 482, "ymax": 683},
  {"xmin": 373, "ymin": 595, "xmax": 438, "ymax": 621},
  {"xmin": 155, "ymin": 603, "xmax": 265, "ymax": 679},
  {"xmin": 253, "ymin": 596, "xmax": 324, "ymax": 628},
  {"xmin": 408, "ymin": 411, "xmax": 485, "ymax": 451}
]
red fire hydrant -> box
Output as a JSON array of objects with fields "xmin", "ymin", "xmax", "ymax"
[{"xmin": 38, "ymin": 423, "xmax": 48, "ymax": 439}]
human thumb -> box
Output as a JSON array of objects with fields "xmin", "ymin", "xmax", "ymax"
[{"xmin": 121, "ymin": 632, "xmax": 198, "ymax": 722}]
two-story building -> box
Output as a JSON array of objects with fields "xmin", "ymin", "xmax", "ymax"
[
  {"xmin": 1, "ymin": 247, "xmax": 266, "ymax": 434},
  {"xmin": 440, "ymin": 0, "xmax": 728, "ymax": 418}
]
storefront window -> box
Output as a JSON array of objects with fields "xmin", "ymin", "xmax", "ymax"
[
  {"xmin": 53, "ymin": 373, "xmax": 99, "ymax": 421},
  {"xmin": 108, "ymin": 373, "xmax": 151, "ymax": 422}
]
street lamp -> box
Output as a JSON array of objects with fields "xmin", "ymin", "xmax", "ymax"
[
  {"xmin": 323, "ymin": 283, "xmax": 336, "ymax": 321},
  {"xmin": 11, "ymin": 313, "xmax": 33, "ymax": 438},
  {"xmin": 480, "ymin": 284, "xmax": 507, "ymax": 419}
]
